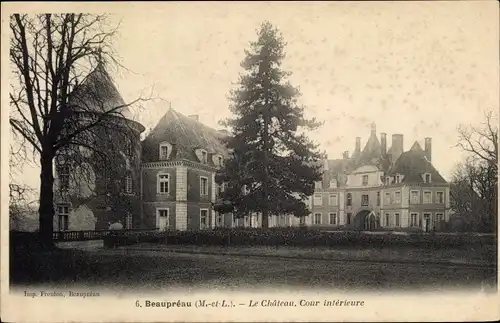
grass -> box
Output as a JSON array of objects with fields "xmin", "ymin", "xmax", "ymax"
[
  {"xmin": 126, "ymin": 243, "xmax": 497, "ymax": 266},
  {"xmin": 10, "ymin": 248, "xmax": 497, "ymax": 292}
]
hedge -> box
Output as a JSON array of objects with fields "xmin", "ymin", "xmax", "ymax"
[{"xmin": 104, "ymin": 227, "xmax": 497, "ymax": 249}]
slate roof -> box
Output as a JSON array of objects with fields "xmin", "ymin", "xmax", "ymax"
[
  {"xmin": 360, "ymin": 132, "xmax": 382, "ymax": 161},
  {"xmin": 141, "ymin": 108, "xmax": 228, "ymax": 163},
  {"xmin": 69, "ymin": 64, "xmax": 130, "ymax": 115},
  {"xmin": 387, "ymin": 149, "xmax": 447, "ymax": 184},
  {"xmin": 410, "ymin": 141, "xmax": 424, "ymax": 152}
]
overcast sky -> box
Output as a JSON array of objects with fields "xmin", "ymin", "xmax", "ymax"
[{"xmin": 7, "ymin": 1, "xmax": 499, "ymax": 193}]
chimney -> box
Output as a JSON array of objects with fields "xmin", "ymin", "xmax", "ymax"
[
  {"xmin": 424, "ymin": 137, "xmax": 432, "ymax": 162},
  {"xmin": 371, "ymin": 122, "xmax": 376, "ymax": 136},
  {"xmin": 355, "ymin": 137, "xmax": 361, "ymax": 152},
  {"xmin": 343, "ymin": 151, "xmax": 349, "ymax": 159},
  {"xmin": 391, "ymin": 134, "xmax": 404, "ymax": 162},
  {"xmin": 188, "ymin": 114, "xmax": 199, "ymax": 121},
  {"xmin": 381, "ymin": 133, "xmax": 387, "ymax": 155}
]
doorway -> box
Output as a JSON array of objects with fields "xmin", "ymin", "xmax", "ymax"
[{"xmin": 423, "ymin": 213, "xmax": 431, "ymax": 232}]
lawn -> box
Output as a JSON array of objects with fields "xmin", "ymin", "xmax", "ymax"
[
  {"xmin": 124, "ymin": 243, "xmax": 496, "ymax": 266},
  {"xmin": 10, "ymin": 246, "xmax": 497, "ymax": 293}
]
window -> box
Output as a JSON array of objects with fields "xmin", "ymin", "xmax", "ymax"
[
  {"xmin": 313, "ymin": 193, "xmax": 323, "ymax": 206},
  {"xmin": 159, "ymin": 142, "xmax": 172, "ymax": 160},
  {"xmin": 385, "ymin": 213, "xmax": 390, "ymax": 227},
  {"xmin": 59, "ymin": 165, "xmax": 70, "ymax": 190},
  {"xmin": 216, "ymin": 183, "xmax": 224, "ymax": 196},
  {"xmin": 314, "ymin": 213, "xmax": 322, "ymax": 225},
  {"xmin": 394, "ymin": 191, "xmax": 401, "ymax": 204},
  {"xmin": 200, "ymin": 209, "xmax": 209, "ymax": 229},
  {"xmin": 346, "ymin": 213, "xmax": 352, "ymax": 225},
  {"xmin": 411, "ymin": 190, "xmax": 420, "ymax": 204},
  {"xmin": 436, "ymin": 192, "xmax": 444, "ymax": 204},
  {"xmin": 395, "ymin": 213, "xmax": 400, "ymax": 227},
  {"xmin": 410, "ymin": 213, "xmax": 418, "ymax": 227},
  {"xmin": 217, "ymin": 156, "xmax": 223, "ymax": 167},
  {"xmin": 315, "ymin": 181, "xmax": 322, "ymax": 190},
  {"xmin": 362, "ymin": 175, "xmax": 368, "ymax": 186},
  {"xmin": 201, "ymin": 150, "xmax": 208, "ymax": 164},
  {"xmin": 125, "ymin": 138, "xmax": 132, "ymax": 156},
  {"xmin": 329, "ymin": 213, "xmax": 337, "ymax": 225},
  {"xmin": 200, "ymin": 176, "xmax": 208, "ymax": 196},
  {"xmin": 377, "ymin": 192, "xmax": 380, "ymax": 206},
  {"xmin": 215, "ymin": 212, "xmax": 223, "ymax": 227},
  {"xmin": 423, "ymin": 191, "xmax": 432, "ymax": 204},
  {"xmin": 346, "ymin": 193, "xmax": 352, "ymax": 206},
  {"xmin": 125, "ymin": 213, "xmax": 133, "ymax": 229},
  {"xmin": 329, "ymin": 193, "xmax": 337, "ymax": 206},
  {"xmin": 300, "ymin": 216, "xmax": 306, "ymax": 225},
  {"xmin": 395, "ymin": 175, "xmax": 401, "ymax": 184},
  {"xmin": 424, "ymin": 173, "xmax": 431, "ymax": 183},
  {"xmin": 124, "ymin": 172, "xmax": 133, "ymax": 194},
  {"xmin": 57, "ymin": 204, "xmax": 70, "ymax": 231},
  {"xmin": 157, "ymin": 173, "xmax": 170, "ymax": 194},
  {"xmin": 329, "ymin": 180, "xmax": 337, "ymax": 188},
  {"xmin": 279, "ymin": 215, "xmax": 286, "ymax": 226},
  {"xmin": 385, "ymin": 177, "xmax": 391, "ymax": 185},
  {"xmin": 384, "ymin": 192, "xmax": 391, "ymax": 204},
  {"xmin": 435, "ymin": 213, "xmax": 444, "ymax": 224},
  {"xmin": 361, "ymin": 194, "xmax": 369, "ymax": 206}
]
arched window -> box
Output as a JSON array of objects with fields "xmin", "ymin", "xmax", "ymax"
[
  {"xmin": 347, "ymin": 193, "xmax": 352, "ymax": 206},
  {"xmin": 124, "ymin": 172, "xmax": 133, "ymax": 194}
]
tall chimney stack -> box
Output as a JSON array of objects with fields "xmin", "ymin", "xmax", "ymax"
[
  {"xmin": 371, "ymin": 122, "xmax": 376, "ymax": 136},
  {"xmin": 424, "ymin": 137, "xmax": 432, "ymax": 162},
  {"xmin": 355, "ymin": 137, "xmax": 361, "ymax": 152},
  {"xmin": 391, "ymin": 134, "xmax": 404, "ymax": 162},
  {"xmin": 381, "ymin": 133, "xmax": 387, "ymax": 155}
]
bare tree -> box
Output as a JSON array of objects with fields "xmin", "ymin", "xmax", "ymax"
[
  {"xmin": 455, "ymin": 111, "xmax": 498, "ymax": 232},
  {"xmin": 9, "ymin": 14, "xmax": 150, "ymax": 248}
]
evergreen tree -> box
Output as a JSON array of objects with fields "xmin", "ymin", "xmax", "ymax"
[{"xmin": 214, "ymin": 22, "xmax": 324, "ymax": 228}]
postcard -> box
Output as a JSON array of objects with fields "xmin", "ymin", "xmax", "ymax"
[{"xmin": 1, "ymin": 1, "xmax": 499, "ymax": 322}]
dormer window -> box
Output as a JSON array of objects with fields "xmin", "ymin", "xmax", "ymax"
[
  {"xmin": 395, "ymin": 174, "xmax": 401, "ymax": 184},
  {"xmin": 212, "ymin": 154, "xmax": 224, "ymax": 167},
  {"xmin": 424, "ymin": 173, "xmax": 431, "ymax": 183},
  {"xmin": 385, "ymin": 176, "xmax": 391, "ymax": 185},
  {"xmin": 315, "ymin": 181, "xmax": 322, "ymax": 190},
  {"xmin": 195, "ymin": 149, "xmax": 208, "ymax": 164},
  {"xmin": 329, "ymin": 179, "xmax": 337, "ymax": 189},
  {"xmin": 362, "ymin": 175, "xmax": 368, "ymax": 186},
  {"xmin": 159, "ymin": 142, "xmax": 173, "ymax": 160}
]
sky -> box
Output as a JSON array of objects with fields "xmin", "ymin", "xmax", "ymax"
[{"xmin": 6, "ymin": 1, "xmax": 500, "ymax": 196}]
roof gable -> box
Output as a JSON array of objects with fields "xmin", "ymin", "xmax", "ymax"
[
  {"xmin": 388, "ymin": 150, "xmax": 447, "ymax": 184},
  {"xmin": 142, "ymin": 108, "xmax": 228, "ymax": 163},
  {"xmin": 410, "ymin": 141, "xmax": 424, "ymax": 152}
]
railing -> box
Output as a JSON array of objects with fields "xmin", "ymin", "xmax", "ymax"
[{"xmin": 52, "ymin": 228, "xmax": 159, "ymax": 241}]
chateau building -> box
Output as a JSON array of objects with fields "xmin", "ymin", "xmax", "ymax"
[
  {"xmin": 52, "ymin": 66, "xmax": 449, "ymax": 232},
  {"xmin": 308, "ymin": 123, "xmax": 450, "ymax": 232}
]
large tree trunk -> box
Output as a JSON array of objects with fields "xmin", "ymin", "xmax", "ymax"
[{"xmin": 38, "ymin": 152, "xmax": 55, "ymax": 249}]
